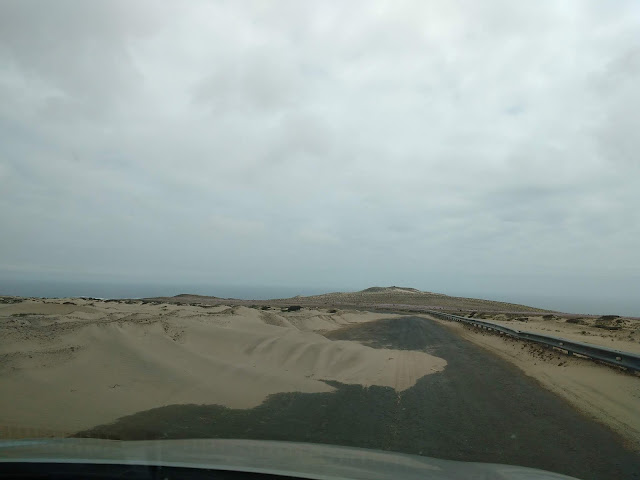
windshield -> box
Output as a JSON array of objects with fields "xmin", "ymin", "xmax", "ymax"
[{"xmin": 1, "ymin": 2, "xmax": 639, "ymax": 480}]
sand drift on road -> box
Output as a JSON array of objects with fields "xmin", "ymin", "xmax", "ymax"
[{"xmin": 0, "ymin": 299, "xmax": 445, "ymax": 435}]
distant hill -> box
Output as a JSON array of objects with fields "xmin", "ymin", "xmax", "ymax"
[
  {"xmin": 288, "ymin": 288, "xmax": 548, "ymax": 313},
  {"xmin": 360, "ymin": 286, "xmax": 423, "ymax": 294},
  {"xmin": 143, "ymin": 287, "xmax": 551, "ymax": 314},
  {"xmin": 174, "ymin": 294, "xmax": 223, "ymax": 299}
]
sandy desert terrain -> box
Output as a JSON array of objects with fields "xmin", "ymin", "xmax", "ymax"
[
  {"xmin": 1, "ymin": 289, "xmax": 638, "ymax": 454},
  {"xmin": 0, "ymin": 297, "xmax": 446, "ymax": 437}
]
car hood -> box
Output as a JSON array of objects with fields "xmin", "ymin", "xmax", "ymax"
[{"xmin": 0, "ymin": 438, "xmax": 579, "ymax": 480}]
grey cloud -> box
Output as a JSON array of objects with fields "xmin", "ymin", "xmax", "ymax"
[
  {"xmin": 194, "ymin": 54, "xmax": 304, "ymax": 113},
  {"xmin": 591, "ymin": 48, "xmax": 640, "ymax": 167},
  {"xmin": 1, "ymin": 0, "xmax": 639, "ymax": 313},
  {"xmin": 0, "ymin": 1, "xmax": 145, "ymax": 119}
]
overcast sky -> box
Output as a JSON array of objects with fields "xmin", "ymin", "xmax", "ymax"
[{"xmin": 1, "ymin": 1, "xmax": 639, "ymax": 309}]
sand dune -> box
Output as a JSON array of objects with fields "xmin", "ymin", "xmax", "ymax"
[{"xmin": 0, "ymin": 299, "xmax": 446, "ymax": 436}]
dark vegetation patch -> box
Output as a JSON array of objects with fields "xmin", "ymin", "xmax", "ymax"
[
  {"xmin": 595, "ymin": 325, "xmax": 622, "ymax": 331},
  {"xmin": 595, "ymin": 315, "xmax": 623, "ymax": 330},
  {"xmin": 566, "ymin": 318, "xmax": 587, "ymax": 325},
  {"xmin": 0, "ymin": 297, "xmax": 23, "ymax": 304}
]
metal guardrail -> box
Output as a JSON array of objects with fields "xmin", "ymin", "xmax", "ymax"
[{"xmin": 427, "ymin": 311, "xmax": 640, "ymax": 372}]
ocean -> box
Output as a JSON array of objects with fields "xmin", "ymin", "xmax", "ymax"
[{"xmin": 0, "ymin": 279, "xmax": 334, "ymax": 302}]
